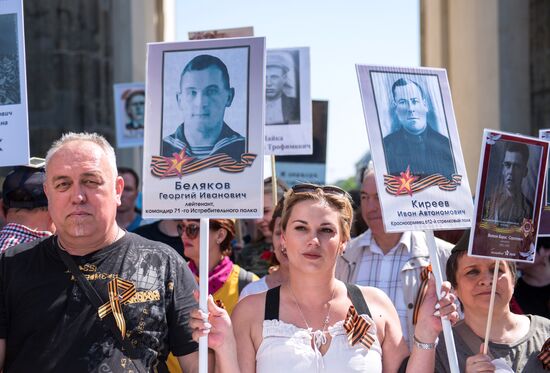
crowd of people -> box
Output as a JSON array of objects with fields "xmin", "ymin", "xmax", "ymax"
[{"xmin": 0, "ymin": 132, "xmax": 548, "ymax": 372}]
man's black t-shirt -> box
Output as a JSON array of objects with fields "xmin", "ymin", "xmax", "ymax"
[{"xmin": 0, "ymin": 233, "xmax": 198, "ymax": 372}]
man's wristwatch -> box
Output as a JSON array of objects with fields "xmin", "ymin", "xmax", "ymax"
[{"xmin": 413, "ymin": 335, "xmax": 439, "ymax": 350}]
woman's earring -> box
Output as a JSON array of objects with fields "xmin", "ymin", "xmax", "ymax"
[{"xmin": 281, "ymin": 245, "xmax": 287, "ymax": 255}]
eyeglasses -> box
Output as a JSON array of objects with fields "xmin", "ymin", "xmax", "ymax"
[
  {"xmin": 177, "ymin": 223, "xmax": 200, "ymax": 239},
  {"xmin": 291, "ymin": 183, "xmax": 351, "ymax": 199}
]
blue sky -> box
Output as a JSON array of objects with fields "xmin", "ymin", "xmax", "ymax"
[{"xmin": 174, "ymin": 0, "xmax": 420, "ymax": 183}]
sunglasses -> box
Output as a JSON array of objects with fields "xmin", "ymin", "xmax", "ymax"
[
  {"xmin": 291, "ymin": 183, "xmax": 351, "ymax": 199},
  {"xmin": 177, "ymin": 223, "xmax": 200, "ymax": 239}
]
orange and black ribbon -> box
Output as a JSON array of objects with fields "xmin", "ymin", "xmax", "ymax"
[
  {"xmin": 384, "ymin": 173, "xmax": 462, "ymax": 196},
  {"xmin": 215, "ymin": 299, "xmax": 226, "ymax": 310},
  {"xmin": 150, "ymin": 152, "xmax": 256, "ymax": 178},
  {"xmin": 539, "ymin": 338, "xmax": 550, "ymax": 370},
  {"xmin": 97, "ymin": 276, "xmax": 136, "ymax": 339},
  {"xmin": 413, "ymin": 264, "xmax": 432, "ymax": 325},
  {"xmin": 343, "ymin": 305, "xmax": 375, "ymax": 350}
]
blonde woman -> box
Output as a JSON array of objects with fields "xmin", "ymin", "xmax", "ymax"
[{"xmin": 192, "ymin": 184, "xmax": 458, "ymax": 372}]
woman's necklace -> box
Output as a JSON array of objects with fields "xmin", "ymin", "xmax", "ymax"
[{"xmin": 289, "ymin": 284, "xmax": 337, "ymax": 348}]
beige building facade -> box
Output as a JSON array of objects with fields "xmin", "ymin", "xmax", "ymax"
[{"xmin": 420, "ymin": 0, "xmax": 550, "ymax": 191}]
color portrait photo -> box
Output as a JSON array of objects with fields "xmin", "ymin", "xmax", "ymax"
[
  {"xmin": 470, "ymin": 130, "xmax": 549, "ymax": 262},
  {"xmin": 113, "ymin": 82, "xmax": 145, "ymax": 148}
]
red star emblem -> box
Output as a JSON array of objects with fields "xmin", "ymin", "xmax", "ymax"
[
  {"xmin": 395, "ymin": 166, "xmax": 418, "ymax": 196},
  {"xmin": 161, "ymin": 148, "xmax": 195, "ymax": 177}
]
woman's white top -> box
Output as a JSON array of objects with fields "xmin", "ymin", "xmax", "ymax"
[
  {"xmin": 256, "ymin": 315, "xmax": 382, "ymax": 373},
  {"xmin": 239, "ymin": 276, "xmax": 269, "ymax": 300}
]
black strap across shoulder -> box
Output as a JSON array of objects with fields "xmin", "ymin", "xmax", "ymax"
[
  {"xmin": 264, "ymin": 286, "xmax": 280, "ymax": 320},
  {"xmin": 345, "ymin": 283, "xmax": 371, "ymax": 317},
  {"xmin": 56, "ymin": 246, "xmax": 138, "ymax": 356},
  {"xmin": 263, "ymin": 284, "xmax": 372, "ymax": 320}
]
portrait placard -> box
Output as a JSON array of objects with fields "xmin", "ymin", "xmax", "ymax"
[
  {"xmin": 0, "ymin": 0, "xmax": 29, "ymax": 166},
  {"xmin": 356, "ymin": 65, "xmax": 473, "ymax": 232},
  {"xmin": 265, "ymin": 47, "xmax": 312, "ymax": 155},
  {"xmin": 469, "ymin": 130, "xmax": 549, "ymax": 263},
  {"xmin": 537, "ymin": 129, "xmax": 550, "ymax": 236},
  {"xmin": 142, "ymin": 37, "xmax": 265, "ymax": 219},
  {"xmin": 276, "ymin": 100, "xmax": 328, "ymax": 185},
  {"xmin": 113, "ymin": 82, "xmax": 145, "ymax": 148},
  {"xmin": 188, "ymin": 26, "xmax": 254, "ymax": 40}
]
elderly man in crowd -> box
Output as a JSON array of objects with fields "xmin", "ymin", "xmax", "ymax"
[
  {"xmin": 336, "ymin": 166, "xmax": 453, "ymax": 348},
  {"xmin": 0, "ymin": 133, "xmax": 209, "ymax": 372},
  {"xmin": 0, "ymin": 164, "xmax": 54, "ymax": 252}
]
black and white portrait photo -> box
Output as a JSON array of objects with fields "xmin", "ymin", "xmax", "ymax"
[
  {"xmin": 265, "ymin": 50, "xmax": 300, "ymax": 126},
  {"xmin": 124, "ymin": 89, "xmax": 145, "ymax": 131},
  {"xmin": 356, "ymin": 65, "xmax": 473, "ymax": 233},
  {"xmin": 0, "ymin": 13, "xmax": 20, "ymax": 106},
  {"xmin": 371, "ymin": 72, "xmax": 456, "ymax": 180},
  {"xmin": 161, "ymin": 49, "xmax": 249, "ymax": 162},
  {"xmin": 264, "ymin": 47, "xmax": 312, "ymax": 156},
  {"xmin": 143, "ymin": 37, "xmax": 265, "ymax": 219},
  {"xmin": 481, "ymin": 139, "xmax": 541, "ymax": 226}
]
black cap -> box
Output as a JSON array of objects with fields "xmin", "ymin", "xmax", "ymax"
[{"xmin": 2, "ymin": 166, "xmax": 47, "ymax": 210}]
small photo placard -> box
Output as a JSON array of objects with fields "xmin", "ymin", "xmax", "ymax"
[
  {"xmin": 538, "ymin": 129, "xmax": 550, "ymax": 237},
  {"xmin": 188, "ymin": 26, "xmax": 254, "ymax": 40},
  {"xmin": 276, "ymin": 100, "xmax": 328, "ymax": 186},
  {"xmin": 469, "ymin": 130, "xmax": 549, "ymax": 263},
  {"xmin": 264, "ymin": 47, "xmax": 312, "ymax": 155},
  {"xmin": 0, "ymin": 0, "xmax": 30, "ymax": 166},
  {"xmin": 113, "ymin": 82, "xmax": 145, "ymax": 148}
]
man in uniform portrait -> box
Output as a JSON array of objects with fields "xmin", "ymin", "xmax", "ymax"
[
  {"xmin": 382, "ymin": 78, "xmax": 455, "ymax": 179},
  {"xmin": 162, "ymin": 54, "xmax": 245, "ymax": 161},
  {"xmin": 265, "ymin": 53, "xmax": 299, "ymax": 125},
  {"xmin": 483, "ymin": 142, "xmax": 533, "ymax": 225},
  {"xmin": 125, "ymin": 90, "xmax": 145, "ymax": 131}
]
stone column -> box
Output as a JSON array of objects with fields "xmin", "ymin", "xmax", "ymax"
[{"xmin": 421, "ymin": 0, "xmax": 530, "ymax": 191}]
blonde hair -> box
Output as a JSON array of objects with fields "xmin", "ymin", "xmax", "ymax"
[{"xmin": 281, "ymin": 187, "xmax": 353, "ymax": 243}]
